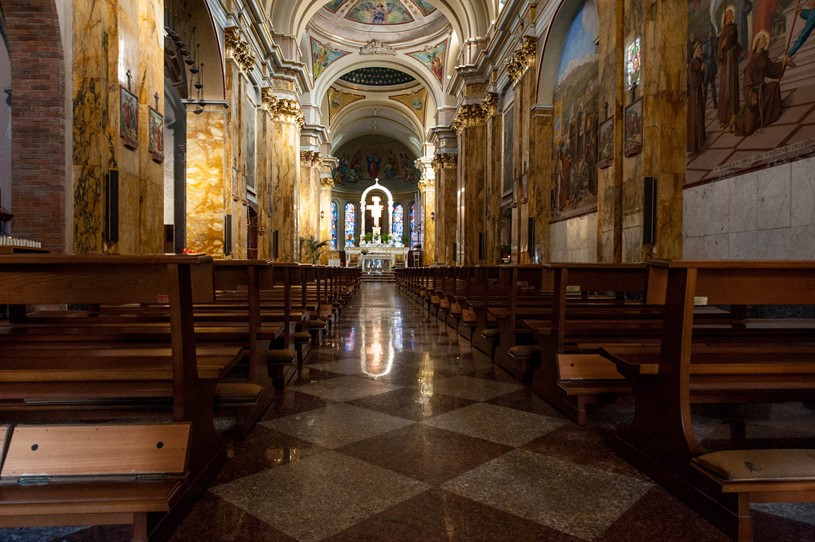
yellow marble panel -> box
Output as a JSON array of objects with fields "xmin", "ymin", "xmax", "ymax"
[
  {"xmin": 186, "ymin": 111, "xmax": 227, "ymax": 257},
  {"xmin": 270, "ymin": 120, "xmax": 300, "ymax": 261}
]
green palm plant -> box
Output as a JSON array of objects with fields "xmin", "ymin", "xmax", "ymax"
[{"xmin": 300, "ymin": 236, "xmax": 329, "ymax": 264}]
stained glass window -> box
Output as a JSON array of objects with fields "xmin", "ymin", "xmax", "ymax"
[
  {"xmin": 344, "ymin": 202, "xmax": 356, "ymax": 247},
  {"xmin": 409, "ymin": 202, "xmax": 418, "ymax": 246},
  {"xmin": 626, "ymin": 37, "xmax": 640, "ymax": 89},
  {"xmin": 330, "ymin": 201, "xmax": 338, "ymax": 250},
  {"xmin": 392, "ymin": 204, "xmax": 404, "ymax": 242}
]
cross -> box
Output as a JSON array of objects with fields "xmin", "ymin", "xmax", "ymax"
[{"xmin": 367, "ymin": 196, "xmax": 383, "ymax": 228}]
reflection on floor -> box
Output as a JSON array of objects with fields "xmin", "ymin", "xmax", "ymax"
[{"xmin": 3, "ymin": 283, "xmax": 814, "ymax": 541}]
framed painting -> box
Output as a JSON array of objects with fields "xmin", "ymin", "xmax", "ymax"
[
  {"xmin": 598, "ymin": 116, "xmax": 613, "ymax": 169},
  {"xmin": 148, "ymin": 106, "xmax": 164, "ymax": 163},
  {"xmin": 624, "ymin": 98, "xmax": 642, "ymax": 157},
  {"xmin": 120, "ymin": 86, "xmax": 138, "ymax": 150}
]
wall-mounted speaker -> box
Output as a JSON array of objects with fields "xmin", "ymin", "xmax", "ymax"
[
  {"xmin": 272, "ymin": 230, "xmax": 279, "ymax": 259},
  {"xmin": 478, "ymin": 232, "xmax": 485, "ymax": 261},
  {"xmin": 105, "ymin": 169, "xmax": 119, "ymax": 243},
  {"xmin": 452, "ymin": 242, "xmax": 457, "ymax": 264},
  {"xmin": 224, "ymin": 214, "xmax": 232, "ymax": 256},
  {"xmin": 527, "ymin": 217, "xmax": 535, "ymax": 258},
  {"xmin": 643, "ymin": 176, "xmax": 656, "ymax": 245}
]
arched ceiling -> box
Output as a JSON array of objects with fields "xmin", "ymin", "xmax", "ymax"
[{"xmin": 263, "ymin": 1, "xmax": 498, "ymax": 167}]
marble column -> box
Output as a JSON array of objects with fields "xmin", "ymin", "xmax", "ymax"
[
  {"xmin": 530, "ymin": 105, "xmax": 554, "ymax": 263},
  {"xmin": 418, "ymin": 177, "xmax": 436, "ymax": 265},
  {"xmin": 318, "ymin": 177, "xmax": 334, "ymax": 262},
  {"xmin": 486, "ymin": 111, "xmax": 502, "ymax": 263},
  {"xmin": 453, "ymin": 94, "xmax": 495, "ymax": 265},
  {"xmin": 264, "ymin": 88, "xmax": 303, "ymax": 262},
  {"xmin": 73, "ymin": 0, "xmax": 164, "ymax": 254},
  {"xmin": 432, "ymin": 154, "xmax": 457, "ymax": 265},
  {"xmin": 299, "ymin": 150, "xmax": 321, "ymax": 262}
]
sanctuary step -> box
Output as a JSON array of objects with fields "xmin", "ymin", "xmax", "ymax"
[{"xmin": 360, "ymin": 271, "xmax": 395, "ymax": 283}]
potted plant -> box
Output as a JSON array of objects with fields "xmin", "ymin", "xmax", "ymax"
[
  {"xmin": 363, "ymin": 232, "xmax": 373, "ymax": 245},
  {"xmin": 299, "ymin": 236, "xmax": 329, "ymax": 264}
]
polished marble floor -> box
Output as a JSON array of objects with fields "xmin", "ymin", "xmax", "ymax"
[{"xmin": 3, "ymin": 282, "xmax": 814, "ymax": 541}]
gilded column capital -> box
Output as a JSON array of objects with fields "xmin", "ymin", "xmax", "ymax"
[
  {"xmin": 300, "ymin": 150, "xmax": 321, "ymax": 166},
  {"xmin": 262, "ymin": 88, "xmax": 305, "ymax": 128},
  {"xmin": 453, "ymin": 94, "xmax": 497, "ymax": 134},
  {"xmin": 431, "ymin": 153, "xmax": 458, "ymax": 170},
  {"xmin": 320, "ymin": 177, "xmax": 335, "ymax": 190},
  {"xmin": 225, "ymin": 27, "xmax": 255, "ymax": 74},
  {"xmin": 506, "ymin": 36, "xmax": 537, "ymax": 84},
  {"xmin": 418, "ymin": 177, "xmax": 436, "ymax": 192}
]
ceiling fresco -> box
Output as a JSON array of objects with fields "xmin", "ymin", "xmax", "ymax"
[
  {"xmin": 311, "ymin": 37, "xmax": 351, "ymax": 80},
  {"xmin": 407, "ymin": 39, "xmax": 446, "ymax": 86}
]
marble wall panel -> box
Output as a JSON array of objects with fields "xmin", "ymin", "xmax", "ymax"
[
  {"xmin": 437, "ymin": 165, "xmax": 457, "ymax": 264},
  {"xmin": 186, "ymin": 110, "xmax": 226, "ymax": 256},
  {"xmin": 462, "ymin": 124, "xmax": 487, "ymax": 264},
  {"xmin": 791, "ymin": 226, "xmax": 815, "ymax": 259},
  {"xmin": 486, "ymin": 115, "xmax": 502, "ymax": 262},
  {"xmin": 791, "ymin": 157, "xmax": 815, "ymax": 227},
  {"xmin": 550, "ymin": 213, "xmax": 598, "ymax": 263},
  {"xmin": 703, "ymin": 179, "xmax": 730, "ymax": 236},
  {"xmin": 257, "ymin": 112, "xmax": 272, "ymax": 259},
  {"xmin": 728, "ymin": 171, "xmax": 759, "ymax": 233},
  {"xmin": 756, "ymin": 165, "xmax": 791, "ymax": 231},
  {"xmin": 422, "ymin": 183, "xmax": 436, "ymax": 264}
]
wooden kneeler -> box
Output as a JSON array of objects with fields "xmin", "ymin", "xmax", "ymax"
[{"xmin": 0, "ymin": 423, "xmax": 190, "ymax": 542}]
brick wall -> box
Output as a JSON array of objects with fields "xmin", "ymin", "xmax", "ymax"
[{"xmin": 3, "ymin": 0, "xmax": 65, "ymax": 252}]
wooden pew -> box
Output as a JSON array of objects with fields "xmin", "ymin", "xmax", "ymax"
[
  {"xmin": 600, "ymin": 260, "xmax": 815, "ymax": 541},
  {"xmin": 0, "ymin": 423, "xmax": 190, "ymax": 542},
  {"xmin": 0, "ymin": 255, "xmax": 238, "ymax": 539}
]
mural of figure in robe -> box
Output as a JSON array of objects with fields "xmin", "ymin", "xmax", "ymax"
[
  {"xmin": 717, "ymin": 7, "xmax": 742, "ymax": 130},
  {"xmin": 688, "ymin": 41, "xmax": 707, "ymax": 154},
  {"xmin": 733, "ymin": 31, "xmax": 786, "ymax": 136},
  {"xmin": 702, "ymin": 28, "xmax": 719, "ymax": 109}
]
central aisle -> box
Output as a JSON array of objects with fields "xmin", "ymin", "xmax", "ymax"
[{"xmin": 167, "ymin": 282, "xmax": 743, "ymax": 542}]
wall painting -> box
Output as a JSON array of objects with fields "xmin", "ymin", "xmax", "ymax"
[
  {"xmin": 346, "ymin": 1, "xmax": 414, "ymax": 25},
  {"xmin": 408, "ymin": 40, "xmax": 446, "ymax": 86},
  {"xmin": 551, "ymin": 0, "xmax": 600, "ymax": 220},
  {"xmin": 311, "ymin": 37, "xmax": 350, "ymax": 81},
  {"xmin": 687, "ymin": 0, "xmax": 815, "ymax": 185}
]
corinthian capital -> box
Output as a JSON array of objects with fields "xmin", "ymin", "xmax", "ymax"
[
  {"xmin": 262, "ymin": 88, "xmax": 305, "ymax": 128},
  {"xmin": 506, "ymin": 36, "xmax": 537, "ymax": 84},
  {"xmin": 225, "ymin": 27, "xmax": 255, "ymax": 74},
  {"xmin": 431, "ymin": 153, "xmax": 458, "ymax": 170},
  {"xmin": 452, "ymin": 93, "xmax": 498, "ymax": 133}
]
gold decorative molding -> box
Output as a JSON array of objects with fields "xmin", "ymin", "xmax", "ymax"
[
  {"xmin": 452, "ymin": 93, "xmax": 497, "ymax": 133},
  {"xmin": 262, "ymin": 88, "xmax": 305, "ymax": 128},
  {"xmin": 300, "ymin": 150, "xmax": 321, "ymax": 166},
  {"xmin": 506, "ymin": 36, "xmax": 537, "ymax": 84},
  {"xmin": 431, "ymin": 153, "xmax": 458, "ymax": 170},
  {"xmin": 225, "ymin": 27, "xmax": 255, "ymax": 74},
  {"xmin": 320, "ymin": 177, "xmax": 335, "ymax": 189},
  {"xmin": 418, "ymin": 177, "xmax": 436, "ymax": 192}
]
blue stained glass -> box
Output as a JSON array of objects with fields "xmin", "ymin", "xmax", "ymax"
[
  {"xmin": 344, "ymin": 203, "xmax": 356, "ymax": 246},
  {"xmin": 392, "ymin": 204, "xmax": 404, "ymax": 241},
  {"xmin": 409, "ymin": 203, "xmax": 418, "ymax": 245},
  {"xmin": 330, "ymin": 201, "xmax": 338, "ymax": 250}
]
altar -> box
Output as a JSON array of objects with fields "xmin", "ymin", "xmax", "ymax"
[{"xmin": 346, "ymin": 247, "xmax": 409, "ymax": 272}]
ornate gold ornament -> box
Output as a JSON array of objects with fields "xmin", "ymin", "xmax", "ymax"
[
  {"xmin": 320, "ymin": 177, "xmax": 335, "ymax": 189},
  {"xmin": 506, "ymin": 36, "xmax": 537, "ymax": 84},
  {"xmin": 300, "ymin": 150, "xmax": 321, "ymax": 166},
  {"xmin": 225, "ymin": 27, "xmax": 255, "ymax": 74},
  {"xmin": 431, "ymin": 153, "xmax": 458, "ymax": 170},
  {"xmin": 452, "ymin": 93, "xmax": 498, "ymax": 133},
  {"xmin": 262, "ymin": 88, "xmax": 305, "ymax": 128}
]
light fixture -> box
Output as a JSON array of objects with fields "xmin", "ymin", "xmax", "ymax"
[
  {"xmin": 430, "ymin": 212, "xmax": 435, "ymax": 221},
  {"xmin": 320, "ymin": 211, "xmax": 325, "ymax": 219}
]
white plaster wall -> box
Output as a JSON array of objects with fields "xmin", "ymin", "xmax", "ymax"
[
  {"xmin": 683, "ymin": 156, "xmax": 815, "ymax": 260},
  {"xmin": 550, "ymin": 212, "xmax": 597, "ymax": 262}
]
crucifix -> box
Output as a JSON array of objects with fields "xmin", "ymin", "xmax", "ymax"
[{"xmin": 366, "ymin": 196, "xmax": 384, "ymax": 228}]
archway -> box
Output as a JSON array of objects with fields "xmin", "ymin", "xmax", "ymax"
[{"xmin": 1, "ymin": 0, "xmax": 65, "ymax": 251}]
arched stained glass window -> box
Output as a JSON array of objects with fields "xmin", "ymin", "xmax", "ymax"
[
  {"xmin": 330, "ymin": 201, "xmax": 338, "ymax": 250},
  {"xmin": 344, "ymin": 202, "xmax": 356, "ymax": 247},
  {"xmin": 409, "ymin": 202, "xmax": 418, "ymax": 245},
  {"xmin": 392, "ymin": 203, "xmax": 404, "ymax": 242}
]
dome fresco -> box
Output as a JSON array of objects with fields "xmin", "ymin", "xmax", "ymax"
[{"xmin": 323, "ymin": 1, "xmax": 436, "ymax": 22}]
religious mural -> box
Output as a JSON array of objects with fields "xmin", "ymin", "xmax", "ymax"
[
  {"xmin": 687, "ymin": 0, "xmax": 815, "ymax": 185},
  {"xmin": 323, "ymin": 0, "xmax": 348, "ymax": 13},
  {"xmin": 311, "ymin": 37, "xmax": 350, "ymax": 80},
  {"xmin": 332, "ymin": 135, "xmax": 421, "ymax": 187},
  {"xmin": 408, "ymin": 40, "xmax": 447, "ymax": 85},
  {"xmin": 410, "ymin": 0, "xmax": 437, "ymax": 16},
  {"xmin": 551, "ymin": 0, "xmax": 599, "ymax": 220},
  {"xmin": 346, "ymin": 1, "xmax": 414, "ymax": 24}
]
